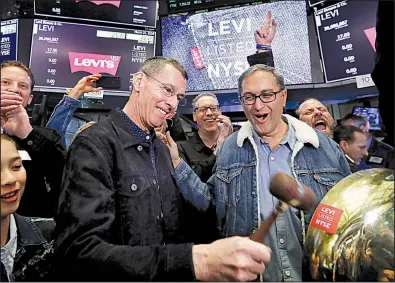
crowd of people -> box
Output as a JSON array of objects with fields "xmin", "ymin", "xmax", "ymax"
[{"xmin": 1, "ymin": 7, "xmax": 393, "ymax": 282}]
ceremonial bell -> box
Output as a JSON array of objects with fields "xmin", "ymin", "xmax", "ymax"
[{"xmin": 304, "ymin": 168, "xmax": 394, "ymax": 281}]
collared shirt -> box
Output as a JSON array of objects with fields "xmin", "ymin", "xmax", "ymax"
[
  {"xmin": 252, "ymin": 119, "xmax": 303, "ymax": 281},
  {"xmin": 1, "ymin": 214, "xmax": 17, "ymax": 280},
  {"xmin": 116, "ymin": 107, "xmax": 157, "ymax": 174},
  {"xmin": 252, "ymin": 120, "xmax": 296, "ymax": 220}
]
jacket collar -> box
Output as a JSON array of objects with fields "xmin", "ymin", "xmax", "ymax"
[
  {"xmin": 13, "ymin": 214, "xmax": 47, "ymax": 247},
  {"xmin": 108, "ymin": 109, "xmax": 156, "ymax": 149},
  {"xmin": 236, "ymin": 114, "xmax": 320, "ymax": 148}
]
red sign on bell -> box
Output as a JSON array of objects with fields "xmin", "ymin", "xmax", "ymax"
[{"xmin": 310, "ymin": 203, "xmax": 344, "ymax": 235}]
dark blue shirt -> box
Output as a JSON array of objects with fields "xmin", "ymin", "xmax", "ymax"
[{"xmin": 117, "ymin": 108, "xmax": 157, "ymax": 175}]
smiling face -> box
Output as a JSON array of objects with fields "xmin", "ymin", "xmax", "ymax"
[
  {"xmin": 132, "ymin": 64, "xmax": 186, "ymax": 131},
  {"xmin": 193, "ymin": 96, "xmax": 221, "ymax": 133},
  {"xmin": 241, "ymin": 70, "xmax": 287, "ymax": 138},
  {"xmin": 298, "ymin": 99, "xmax": 335, "ymax": 137},
  {"xmin": 1, "ymin": 137, "xmax": 26, "ymax": 218}
]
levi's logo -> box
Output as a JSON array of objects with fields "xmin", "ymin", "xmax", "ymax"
[
  {"xmin": 68, "ymin": 52, "xmax": 121, "ymax": 76},
  {"xmin": 75, "ymin": 0, "xmax": 121, "ymax": 8}
]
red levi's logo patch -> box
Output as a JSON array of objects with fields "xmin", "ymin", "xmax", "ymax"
[
  {"xmin": 75, "ymin": 0, "xmax": 121, "ymax": 8},
  {"xmin": 190, "ymin": 46, "xmax": 205, "ymax": 70},
  {"xmin": 310, "ymin": 203, "xmax": 344, "ymax": 235}
]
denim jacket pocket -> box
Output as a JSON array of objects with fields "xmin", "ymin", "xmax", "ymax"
[
  {"xmin": 217, "ymin": 166, "xmax": 243, "ymax": 205},
  {"xmin": 296, "ymin": 168, "xmax": 344, "ymax": 202}
]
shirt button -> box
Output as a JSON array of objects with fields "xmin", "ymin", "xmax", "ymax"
[
  {"xmin": 27, "ymin": 140, "xmax": 33, "ymax": 146},
  {"xmin": 285, "ymin": 270, "xmax": 291, "ymax": 277},
  {"xmin": 251, "ymin": 191, "xmax": 257, "ymax": 198},
  {"xmin": 153, "ymin": 179, "xmax": 157, "ymax": 185},
  {"xmin": 279, "ymin": 238, "xmax": 285, "ymax": 244},
  {"xmin": 137, "ymin": 145, "xmax": 143, "ymax": 151},
  {"xmin": 270, "ymin": 156, "xmax": 275, "ymax": 161},
  {"xmin": 252, "ymin": 229, "xmax": 256, "ymax": 234},
  {"xmin": 145, "ymin": 136, "xmax": 150, "ymax": 140},
  {"xmin": 131, "ymin": 184, "xmax": 138, "ymax": 191}
]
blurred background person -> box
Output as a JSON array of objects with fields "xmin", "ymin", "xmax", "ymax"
[
  {"xmin": 341, "ymin": 114, "xmax": 394, "ymax": 169},
  {"xmin": 333, "ymin": 125, "xmax": 369, "ymax": 172}
]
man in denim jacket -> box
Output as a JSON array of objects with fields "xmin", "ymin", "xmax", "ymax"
[
  {"xmin": 167, "ymin": 65, "xmax": 351, "ymax": 281},
  {"xmin": 46, "ymin": 73, "xmax": 103, "ymax": 147}
]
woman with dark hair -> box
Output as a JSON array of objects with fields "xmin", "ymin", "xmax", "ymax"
[{"xmin": 1, "ymin": 134, "xmax": 55, "ymax": 281}]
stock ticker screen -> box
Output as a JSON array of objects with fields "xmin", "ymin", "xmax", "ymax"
[
  {"xmin": 34, "ymin": 0, "xmax": 158, "ymax": 28},
  {"xmin": 29, "ymin": 19, "xmax": 156, "ymax": 93},
  {"xmin": 314, "ymin": 0, "xmax": 378, "ymax": 82}
]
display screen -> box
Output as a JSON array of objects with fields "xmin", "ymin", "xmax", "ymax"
[
  {"xmin": 314, "ymin": 0, "xmax": 378, "ymax": 82},
  {"xmin": 162, "ymin": 1, "xmax": 312, "ymax": 92},
  {"xmin": 29, "ymin": 19, "xmax": 156, "ymax": 93},
  {"xmin": 1, "ymin": 19, "xmax": 18, "ymax": 62},
  {"xmin": 352, "ymin": 107, "xmax": 381, "ymax": 131},
  {"xmin": 34, "ymin": 0, "xmax": 158, "ymax": 28}
]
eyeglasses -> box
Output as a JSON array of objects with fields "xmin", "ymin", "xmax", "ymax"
[
  {"xmin": 143, "ymin": 72, "xmax": 186, "ymax": 106},
  {"xmin": 194, "ymin": 105, "xmax": 220, "ymax": 114},
  {"xmin": 239, "ymin": 88, "xmax": 284, "ymax": 105}
]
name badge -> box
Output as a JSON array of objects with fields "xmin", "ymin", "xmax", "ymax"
[
  {"xmin": 369, "ymin": 156, "xmax": 383, "ymax": 164},
  {"xmin": 18, "ymin": 150, "xmax": 32, "ymax": 161}
]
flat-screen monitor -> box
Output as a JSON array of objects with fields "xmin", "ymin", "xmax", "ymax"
[
  {"xmin": 161, "ymin": 1, "xmax": 312, "ymax": 92},
  {"xmin": 29, "ymin": 19, "xmax": 156, "ymax": 93},
  {"xmin": 352, "ymin": 107, "xmax": 381, "ymax": 131},
  {"xmin": 34, "ymin": 0, "xmax": 158, "ymax": 28},
  {"xmin": 1, "ymin": 19, "xmax": 18, "ymax": 62},
  {"xmin": 314, "ymin": 0, "xmax": 378, "ymax": 82}
]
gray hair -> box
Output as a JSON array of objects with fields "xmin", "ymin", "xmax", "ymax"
[
  {"xmin": 192, "ymin": 92, "xmax": 219, "ymax": 110},
  {"xmin": 238, "ymin": 64, "xmax": 285, "ymax": 95},
  {"xmin": 140, "ymin": 56, "xmax": 188, "ymax": 80}
]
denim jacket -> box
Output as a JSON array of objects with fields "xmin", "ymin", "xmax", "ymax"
[
  {"xmin": 3, "ymin": 214, "xmax": 55, "ymax": 282},
  {"xmin": 175, "ymin": 114, "xmax": 351, "ymax": 281},
  {"xmin": 46, "ymin": 95, "xmax": 79, "ymax": 146}
]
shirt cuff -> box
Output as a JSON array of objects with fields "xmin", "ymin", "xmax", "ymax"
[
  {"xmin": 175, "ymin": 158, "xmax": 188, "ymax": 176},
  {"xmin": 61, "ymin": 94, "xmax": 80, "ymax": 107}
]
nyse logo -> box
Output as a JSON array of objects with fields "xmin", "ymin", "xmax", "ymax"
[
  {"xmin": 75, "ymin": 0, "xmax": 121, "ymax": 8},
  {"xmin": 68, "ymin": 52, "xmax": 121, "ymax": 75}
]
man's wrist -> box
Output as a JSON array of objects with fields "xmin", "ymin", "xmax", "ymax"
[
  {"xmin": 67, "ymin": 88, "xmax": 83, "ymax": 100},
  {"xmin": 18, "ymin": 124, "xmax": 33, "ymax": 139},
  {"xmin": 192, "ymin": 244, "xmax": 209, "ymax": 282},
  {"xmin": 172, "ymin": 157, "xmax": 182, "ymax": 168}
]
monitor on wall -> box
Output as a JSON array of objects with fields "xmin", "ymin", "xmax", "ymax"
[
  {"xmin": 161, "ymin": 1, "xmax": 312, "ymax": 92},
  {"xmin": 29, "ymin": 19, "xmax": 156, "ymax": 93},
  {"xmin": 1, "ymin": 19, "xmax": 18, "ymax": 62},
  {"xmin": 314, "ymin": 0, "xmax": 378, "ymax": 83},
  {"xmin": 34, "ymin": 0, "xmax": 158, "ymax": 28},
  {"xmin": 352, "ymin": 107, "xmax": 381, "ymax": 131}
]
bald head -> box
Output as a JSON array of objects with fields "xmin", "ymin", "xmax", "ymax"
[{"xmin": 295, "ymin": 98, "xmax": 335, "ymax": 137}]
